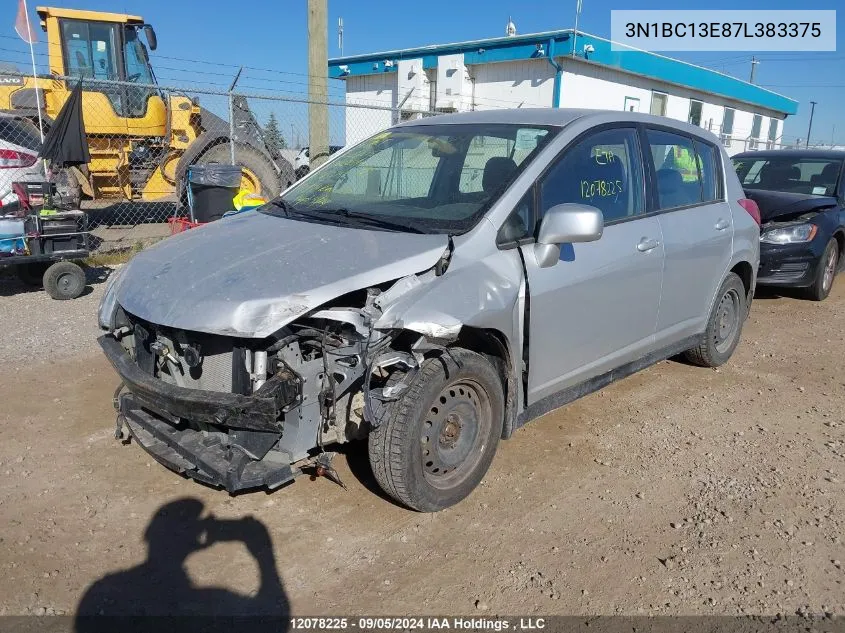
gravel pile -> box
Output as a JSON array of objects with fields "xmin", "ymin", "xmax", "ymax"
[{"xmin": 0, "ymin": 265, "xmax": 115, "ymax": 365}]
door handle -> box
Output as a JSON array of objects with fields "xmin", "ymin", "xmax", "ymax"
[
  {"xmin": 715, "ymin": 218, "xmax": 731, "ymax": 231},
  {"xmin": 637, "ymin": 238, "xmax": 660, "ymax": 252}
]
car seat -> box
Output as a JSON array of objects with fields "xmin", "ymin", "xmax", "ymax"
[
  {"xmin": 656, "ymin": 169, "xmax": 689, "ymax": 208},
  {"xmin": 482, "ymin": 157, "xmax": 518, "ymax": 195}
]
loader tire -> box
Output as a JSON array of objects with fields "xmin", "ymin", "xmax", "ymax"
[{"xmin": 195, "ymin": 144, "xmax": 285, "ymax": 199}]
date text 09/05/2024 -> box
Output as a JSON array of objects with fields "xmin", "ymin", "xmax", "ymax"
[
  {"xmin": 625, "ymin": 21, "xmax": 821, "ymax": 39},
  {"xmin": 289, "ymin": 617, "xmax": 548, "ymax": 631}
]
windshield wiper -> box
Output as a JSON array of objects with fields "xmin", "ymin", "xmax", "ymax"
[
  {"xmin": 291, "ymin": 207, "xmax": 429, "ymax": 234},
  {"xmin": 266, "ymin": 199, "xmax": 291, "ymax": 217}
]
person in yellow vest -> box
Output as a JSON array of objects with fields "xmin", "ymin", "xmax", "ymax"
[{"xmin": 664, "ymin": 145, "xmax": 700, "ymax": 182}]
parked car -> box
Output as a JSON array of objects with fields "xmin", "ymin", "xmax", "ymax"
[
  {"xmin": 294, "ymin": 145, "xmax": 343, "ymax": 179},
  {"xmin": 0, "ymin": 113, "xmax": 45, "ymax": 210},
  {"xmin": 733, "ymin": 150, "xmax": 845, "ymax": 301},
  {"xmin": 98, "ymin": 109, "xmax": 759, "ymax": 511}
]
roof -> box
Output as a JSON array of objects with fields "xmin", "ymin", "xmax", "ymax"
[
  {"xmin": 329, "ymin": 29, "xmax": 798, "ymax": 116},
  {"xmin": 36, "ymin": 7, "xmax": 144, "ymax": 24},
  {"xmin": 733, "ymin": 149, "xmax": 845, "ymax": 159},
  {"xmin": 396, "ymin": 107, "xmax": 722, "ymax": 142}
]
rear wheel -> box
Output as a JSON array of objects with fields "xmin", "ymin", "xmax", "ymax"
[
  {"xmin": 195, "ymin": 144, "xmax": 285, "ymax": 199},
  {"xmin": 43, "ymin": 261, "xmax": 86, "ymax": 300},
  {"xmin": 807, "ymin": 238, "xmax": 838, "ymax": 302},
  {"xmin": 368, "ymin": 348, "xmax": 504, "ymax": 512},
  {"xmin": 684, "ymin": 272, "xmax": 746, "ymax": 368}
]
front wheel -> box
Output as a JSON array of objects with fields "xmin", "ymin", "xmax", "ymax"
[
  {"xmin": 807, "ymin": 238, "xmax": 838, "ymax": 302},
  {"xmin": 368, "ymin": 348, "xmax": 504, "ymax": 512},
  {"xmin": 684, "ymin": 272, "xmax": 746, "ymax": 368}
]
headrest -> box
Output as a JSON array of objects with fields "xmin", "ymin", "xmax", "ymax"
[
  {"xmin": 483, "ymin": 157, "xmax": 518, "ymax": 194},
  {"xmin": 656, "ymin": 168, "xmax": 683, "ymax": 192}
]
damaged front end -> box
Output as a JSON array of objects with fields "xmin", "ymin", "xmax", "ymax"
[{"xmin": 100, "ymin": 270, "xmax": 446, "ymax": 493}]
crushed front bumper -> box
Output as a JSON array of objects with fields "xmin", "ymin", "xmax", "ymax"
[{"xmin": 99, "ymin": 335, "xmax": 302, "ymax": 492}]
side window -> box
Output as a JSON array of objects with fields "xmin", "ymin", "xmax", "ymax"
[
  {"xmin": 539, "ymin": 128, "xmax": 644, "ymax": 223},
  {"xmin": 497, "ymin": 191, "xmax": 534, "ymax": 246},
  {"xmin": 693, "ymin": 140, "xmax": 720, "ymax": 202},
  {"xmin": 646, "ymin": 129, "xmax": 703, "ymax": 209}
]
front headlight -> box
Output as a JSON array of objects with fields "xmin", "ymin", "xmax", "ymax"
[
  {"xmin": 97, "ymin": 265, "xmax": 126, "ymax": 330},
  {"xmin": 760, "ymin": 223, "xmax": 818, "ymax": 244}
]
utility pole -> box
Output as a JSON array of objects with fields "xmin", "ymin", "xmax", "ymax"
[
  {"xmin": 338, "ymin": 17, "xmax": 344, "ymax": 56},
  {"xmin": 308, "ymin": 0, "xmax": 329, "ymax": 168},
  {"xmin": 806, "ymin": 100, "xmax": 817, "ymax": 148},
  {"xmin": 749, "ymin": 56, "xmax": 759, "ymax": 84}
]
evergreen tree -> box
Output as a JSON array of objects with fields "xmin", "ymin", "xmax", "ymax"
[{"xmin": 264, "ymin": 112, "xmax": 286, "ymax": 153}]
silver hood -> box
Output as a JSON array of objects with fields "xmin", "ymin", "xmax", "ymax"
[{"xmin": 115, "ymin": 211, "xmax": 448, "ymax": 338}]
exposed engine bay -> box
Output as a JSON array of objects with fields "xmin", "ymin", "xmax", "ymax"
[{"xmin": 101, "ymin": 268, "xmax": 461, "ymax": 492}]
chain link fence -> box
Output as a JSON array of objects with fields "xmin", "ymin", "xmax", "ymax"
[{"xmin": 0, "ymin": 71, "xmax": 435, "ymax": 254}]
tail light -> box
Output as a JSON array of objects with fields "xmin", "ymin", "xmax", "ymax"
[
  {"xmin": 0, "ymin": 149, "xmax": 37, "ymax": 169},
  {"xmin": 738, "ymin": 198, "xmax": 761, "ymax": 227}
]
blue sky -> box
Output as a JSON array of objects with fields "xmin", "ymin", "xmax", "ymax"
[{"xmin": 4, "ymin": 0, "xmax": 844, "ymax": 144}]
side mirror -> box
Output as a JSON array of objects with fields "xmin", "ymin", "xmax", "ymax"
[
  {"xmin": 534, "ymin": 203, "xmax": 603, "ymax": 268},
  {"xmin": 143, "ymin": 25, "xmax": 158, "ymax": 51}
]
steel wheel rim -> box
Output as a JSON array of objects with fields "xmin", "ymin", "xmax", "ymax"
[
  {"xmin": 420, "ymin": 379, "xmax": 491, "ymax": 489},
  {"xmin": 714, "ymin": 288, "xmax": 741, "ymax": 354},
  {"xmin": 56, "ymin": 271, "xmax": 80, "ymax": 294},
  {"xmin": 822, "ymin": 247, "xmax": 837, "ymax": 292}
]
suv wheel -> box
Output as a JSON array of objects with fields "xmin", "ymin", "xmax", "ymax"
[
  {"xmin": 684, "ymin": 272, "xmax": 746, "ymax": 368},
  {"xmin": 368, "ymin": 348, "xmax": 504, "ymax": 512}
]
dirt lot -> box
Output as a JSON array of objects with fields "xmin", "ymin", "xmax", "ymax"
[{"xmin": 0, "ymin": 275, "xmax": 843, "ymax": 619}]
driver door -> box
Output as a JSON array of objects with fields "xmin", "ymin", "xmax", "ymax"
[{"xmin": 520, "ymin": 126, "xmax": 664, "ymax": 403}]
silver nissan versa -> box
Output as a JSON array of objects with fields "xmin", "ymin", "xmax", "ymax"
[{"xmin": 98, "ymin": 109, "xmax": 760, "ymax": 512}]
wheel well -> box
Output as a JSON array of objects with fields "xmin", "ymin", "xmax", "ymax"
[
  {"xmin": 731, "ymin": 261, "xmax": 754, "ymax": 302},
  {"xmin": 453, "ymin": 326, "xmax": 518, "ymax": 439},
  {"xmin": 833, "ymin": 231, "xmax": 845, "ymax": 259}
]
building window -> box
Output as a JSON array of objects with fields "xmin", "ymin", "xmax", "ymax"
[
  {"xmin": 688, "ymin": 100, "xmax": 703, "ymax": 126},
  {"xmin": 721, "ymin": 107, "xmax": 735, "ymax": 148},
  {"xmin": 650, "ymin": 92, "xmax": 667, "ymax": 117},
  {"xmin": 766, "ymin": 118, "xmax": 779, "ymax": 149},
  {"xmin": 749, "ymin": 114, "xmax": 763, "ymax": 150}
]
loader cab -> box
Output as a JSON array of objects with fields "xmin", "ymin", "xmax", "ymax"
[{"xmin": 37, "ymin": 8, "xmax": 163, "ymax": 121}]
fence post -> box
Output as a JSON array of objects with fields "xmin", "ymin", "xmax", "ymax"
[{"xmin": 228, "ymin": 67, "xmax": 243, "ymax": 165}]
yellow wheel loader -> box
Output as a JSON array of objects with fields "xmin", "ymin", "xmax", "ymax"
[{"xmin": 0, "ymin": 7, "xmax": 294, "ymax": 206}]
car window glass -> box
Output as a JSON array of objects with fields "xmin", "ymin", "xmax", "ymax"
[
  {"xmin": 0, "ymin": 118, "xmax": 42, "ymax": 151},
  {"xmin": 460, "ymin": 130, "xmax": 548, "ymax": 194},
  {"xmin": 331, "ymin": 138, "xmax": 440, "ymax": 200},
  {"xmin": 539, "ymin": 128, "xmax": 643, "ymax": 223},
  {"xmin": 646, "ymin": 129, "xmax": 703, "ymax": 209},
  {"xmin": 497, "ymin": 191, "xmax": 533, "ymax": 245},
  {"xmin": 693, "ymin": 140, "xmax": 719, "ymax": 202}
]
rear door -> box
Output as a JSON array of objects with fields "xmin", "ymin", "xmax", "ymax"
[
  {"xmin": 520, "ymin": 126, "xmax": 664, "ymax": 403},
  {"xmin": 643, "ymin": 128, "xmax": 733, "ymax": 343}
]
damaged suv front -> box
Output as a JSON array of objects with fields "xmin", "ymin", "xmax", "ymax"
[{"xmin": 98, "ymin": 117, "xmax": 557, "ymax": 508}]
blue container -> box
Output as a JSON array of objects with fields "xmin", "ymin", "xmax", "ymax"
[{"xmin": 0, "ymin": 218, "xmax": 25, "ymax": 253}]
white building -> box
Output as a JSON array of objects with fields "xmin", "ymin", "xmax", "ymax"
[{"xmin": 328, "ymin": 28, "xmax": 798, "ymax": 154}]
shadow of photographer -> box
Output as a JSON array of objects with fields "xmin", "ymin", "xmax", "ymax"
[{"xmin": 75, "ymin": 497, "xmax": 290, "ymax": 629}]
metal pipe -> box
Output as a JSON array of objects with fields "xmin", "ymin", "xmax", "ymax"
[
  {"xmin": 253, "ymin": 350, "xmax": 268, "ymax": 390},
  {"xmin": 546, "ymin": 38, "xmax": 563, "ymax": 108}
]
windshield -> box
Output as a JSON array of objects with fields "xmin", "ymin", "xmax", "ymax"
[
  {"xmin": 733, "ymin": 156, "xmax": 843, "ymax": 197},
  {"xmin": 264, "ymin": 123, "xmax": 557, "ymax": 233}
]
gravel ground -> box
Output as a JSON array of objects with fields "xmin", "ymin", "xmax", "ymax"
[
  {"xmin": 0, "ymin": 279, "xmax": 843, "ymax": 620},
  {"xmin": 0, "ymin": 265, "xmax": 112, "ymax": 365}
]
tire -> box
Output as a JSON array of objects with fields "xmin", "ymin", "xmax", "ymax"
[
  {"xmin": 16, "ymin": 262, "xmax": 49, "ymax": 287},
  {"xmin": 368, "ymin": 348, "xmax": 504, "ymax": 512},
  {"xmin": 43, "ymin": 261, "xmax": 86, "ymax": 300},
  {"xmin": 684, "ymin": 272, "xmax": 746, "ymax": 368},
  {"xmin": 806, "ymin": 238, "xmax": 838, "ymax": 302},
  {"xmin": 295, "ymin": 165, "xmax": 310, "ymax": 180},
  {"xmin": 195, "ymin": 144, "xmax": 285, "ymax": 199}
]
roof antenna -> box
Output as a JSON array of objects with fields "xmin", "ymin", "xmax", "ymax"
[{"xmin": 506, "ymin": 16, "xmax": 517, "ymax": 37}]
